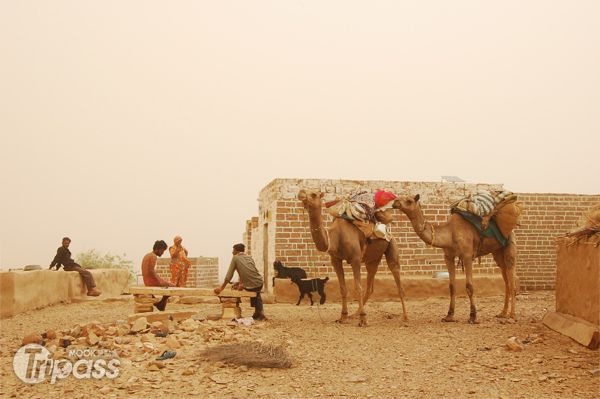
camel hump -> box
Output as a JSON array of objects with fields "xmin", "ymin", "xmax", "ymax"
[{"xmin": 494, "ymin": 201, "xmax": 523, "ymax": 238}]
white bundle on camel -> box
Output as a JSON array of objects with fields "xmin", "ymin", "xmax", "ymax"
[{"xmin": 452, "ymin": 190, "xmax": 522, "ymax": 237}]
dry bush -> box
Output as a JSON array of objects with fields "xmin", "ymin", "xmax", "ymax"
[{"xmin": 201, "ymin": 342, "xmax": 293, "ymax": 369}]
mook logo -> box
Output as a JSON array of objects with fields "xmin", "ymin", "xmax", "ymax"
[{"xmin": 13, "ymin": 344, "xmax": 120, "ymax": 384}]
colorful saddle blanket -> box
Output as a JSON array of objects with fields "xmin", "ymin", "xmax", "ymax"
[{"xmin": 455, "ymin": 211, "xmax": 510, "ymax": 247}]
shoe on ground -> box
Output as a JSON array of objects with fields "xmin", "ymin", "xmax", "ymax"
[
  {"xmin": 252, "ymin": 313, "xmax": 267, "ymax": 321},
  {"xmin": 87, "ymin": 288, "xmax": 101, "ymax": 296}
]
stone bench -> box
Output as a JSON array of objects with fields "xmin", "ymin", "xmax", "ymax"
[{"xmin": 128, "ymin": 286, "xmax": 256, "ymax": 320}]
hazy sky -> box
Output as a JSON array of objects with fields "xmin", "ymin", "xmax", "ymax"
[{"xmin": 1, "ymin": 1, "xmax": 598, "ymax": 275}]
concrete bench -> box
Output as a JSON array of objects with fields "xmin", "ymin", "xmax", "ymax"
[{"xmin": 128, "ymin": 286, "xmax": 256, "ymax": 320}]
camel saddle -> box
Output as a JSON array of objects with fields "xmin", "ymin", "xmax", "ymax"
[
  {"xmin": 325, "ymin": 192, "xmax": 395, "ymax": 241},
  {"xmin": 351, "ymin": 220, "xmax": 392, "ymax": 241},
  {"xmin": 450, "ymin": 190, "xmax": 522, "ymax": 238}
]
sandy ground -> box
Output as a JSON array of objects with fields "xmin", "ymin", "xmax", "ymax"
[{"xmin": 0, "ymin": 291, "xmax": 598, "ymax": 399}]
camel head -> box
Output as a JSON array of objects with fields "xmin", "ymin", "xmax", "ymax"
[
  {"xmin": 298, "ymin": 189, "xmax": 324, "ymax": 210},
  {"xmin": 392, "ymin": 194, "xmax": 421, "ymax": 214}
]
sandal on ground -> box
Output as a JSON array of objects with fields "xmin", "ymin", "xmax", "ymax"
[{"xmin": 156, "ymin": 350, "xmax": 176, "ymax": 361}]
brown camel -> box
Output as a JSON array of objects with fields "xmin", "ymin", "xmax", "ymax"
[
  {"xmin": 298, "ymin": 189, "xmax": 408, "ymax": 326},
  {"xmin": 393, "ymin": 194, "xmax": 517, "ymax": 324}
]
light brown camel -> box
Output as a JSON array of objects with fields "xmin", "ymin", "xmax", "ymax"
[
  {"xmin": 298, "ymin": 189, "xmax": 408, "ymax": 326},
  {"xmin": 392, "ymin": 194, "xmax": 517, "ymax": 324}
]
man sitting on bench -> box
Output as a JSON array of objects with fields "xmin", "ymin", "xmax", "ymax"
[
  {"xmin": 214, "ymin": 243, "xmax": 267, "ymax": 321},
  {"xmin": 142, "ymin": 240, "xmax": 174, "ymax": 311}
]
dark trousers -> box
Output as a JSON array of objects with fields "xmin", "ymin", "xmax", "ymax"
[
  {"xmin": 245, "ymin": 285, "xmax": 264, "ymax": 315},
  {"xmin": 153, "ymin": 295, "xmax": 169, "ymax": 311},
  {"xmin": 64, "ymin": 264, "xmax": 96, "ymax": 291}
]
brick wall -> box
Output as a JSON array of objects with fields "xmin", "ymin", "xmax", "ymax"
[
  {"xmin": 245, "ymin": 178, "xmax": 599, "ymax": 292},
  {"xmin": 155, "ymin": 256, "xmax": 219, "ymax": 288}
]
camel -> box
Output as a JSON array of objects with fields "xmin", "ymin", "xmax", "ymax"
[
  {"xmin": 298, "ymin": 189, "xmax": 408, "ymax": 326},
  {"xmin": 392, "ymin": 194, "xmax": 517, "ymax": 324}
]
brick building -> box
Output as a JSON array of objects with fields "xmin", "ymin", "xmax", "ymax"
[
  {"xmin": 244, "ymin": 178, "xmax": 599, "ymax": 292},
  {"xmin": 154, "ymin": 256, "xmax": 219, "ymax": 288}
]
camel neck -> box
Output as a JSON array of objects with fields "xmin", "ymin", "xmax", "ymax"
[
  {"xmin": 407, "ymin": 206, "xmax": 438, "ymax": 247},
  {"xmin": 307, "ymin": 207, "xmax": 329, "ymax": 252}
]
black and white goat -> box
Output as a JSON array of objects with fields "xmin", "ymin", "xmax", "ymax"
[
  {"xmin": 272, "ymin": 260, "xmax": 307, "ymax": 287},
  {"xmin": 290, "ymin": 275, "xmax": 329, "ymax": 306}
]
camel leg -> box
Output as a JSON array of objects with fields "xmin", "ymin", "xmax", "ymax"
[
  {"xmin": 463, "ymin": 255, "xmax": 479, "ymax": 324},
  {"xmin": 350, "ymin": 257, "xmax": 367, "ymax": 327},
  {"xmin": 492, "ymin": 251, "xmax": 510, "ymax": 318},
  {"xmin": 331, "ymin": 257, "xmax": 349, "ymax": 323},
  {"xmin": 356, "ymin": 262, "xmax": 378, "ymax": 313},
  {"xmin": 442, "ymin": 254, "xmax": 458, "ymax": 322},
  {"xmin": 348, "ymin": 262, "xmax": 377, "ymax": 319},
  {"xmin": 385, "ymin": 239, "xmax": 408, "ymax": 321},
  {"xmin": 504, "ymin": 237, "xmax": 517, "ymax": 319}
]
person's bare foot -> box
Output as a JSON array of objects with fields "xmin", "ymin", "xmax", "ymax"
[{"xmin": 87, "ymin": 288, "xmax": 101, "ymax": 296}]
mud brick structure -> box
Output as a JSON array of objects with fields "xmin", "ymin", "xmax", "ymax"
[
  {"xmin": 154, "ymin": 256, "xmax": 219, "ymax": 288},
  {"xmin": 555, "ymin": 238, "xmax": 599, "ymax": 325},
  {"xmin": 244, "ymin": 178, "xmax": 599, "ymax": 292}
]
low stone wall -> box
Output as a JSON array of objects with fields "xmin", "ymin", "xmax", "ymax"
[
  {"xmin": 273, "ymin": 274, "xmax": 512, "ymax": 304},
  {"xmin": 0, "ymin": 269, "xmax": 130, "ymax": 319}
]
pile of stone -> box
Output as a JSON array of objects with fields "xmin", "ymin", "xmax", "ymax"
[{"xmin": 20, "ymin": 312, "xmax": 270, "ymax": 384}]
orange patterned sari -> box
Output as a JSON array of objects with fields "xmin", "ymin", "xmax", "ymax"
[{"xmin": 169, "ymin": 239, "xmax": 192, "ymax": 287}]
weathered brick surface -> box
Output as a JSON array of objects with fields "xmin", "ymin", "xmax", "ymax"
[
  {"xmin": 154, "ymin": 256, "xmax": 219, "ymax": 288},
  {"xmin": 244, "ymin": 179, "xmax": 599, "ymax": 292}
]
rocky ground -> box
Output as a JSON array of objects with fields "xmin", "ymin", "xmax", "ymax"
[{"xmin": 0, "ymin": 291, "xmax": 598, "ymax": 399}]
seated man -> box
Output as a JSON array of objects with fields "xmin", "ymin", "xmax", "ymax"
[
  {"xmin": 214, "ymin": 243, "xmax": 266, "ymax": 321},
  {"xmin": 141, "ymin": 240, "xmax": 174, "ymax": 311},
  {"xmin": 49, "ymin": 237, "xmax": 101, "ymax": 296}
]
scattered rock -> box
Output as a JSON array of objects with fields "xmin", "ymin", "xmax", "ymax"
[
  {"xmin": 105, "ymin": 326, "xmax": 118, "ymax": 336},
  {"xmin": 87, "ymin": 331, "xmax": 100, "ymax": 346},
  {"xmin": 506, "ymin": 337, "xmax": 524, "ymax": 351},
  {"xmin": 166, "ymin": 336, "xmax": 181, "ymax": 350},
  {"xmin": 117, "ymin": 325, "xmax": 131, "ymax": 336},
  {"xmin": 131, "ymin": 317, "xmax": 148, "ymax": 333},
  {"xmin": 58, "ymin": 336, "xmax": 74, "ymax": 348},
  {"xmin": 180, "ymin": 319, "xmax": 198, "ymax": 332},
  {"xmin": 44, "ymin": 329, "xmax": 57, "ymax": 340},
  {"xmin": 114, "ymin": 336, "xmax": 131, "ymax": 345},
  {"xmin": 70, "ymin": 324, "xmax": 82, "ymax": 337},
  {"xmin": 98, "ymin": 386, "xmax": 112, "ymax": 394},
  {"xmin": 142, "ymin": 342, "xmax": 157, "ymax": 352},
  {"xmin": 22, "ymin": 333, "xmax": 43, "ymax": 346},
  {"xmin": 147, "ymin": 360, "xmax": 165, "ymax": 370}
]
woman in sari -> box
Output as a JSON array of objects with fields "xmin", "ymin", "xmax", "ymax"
[{"xmin": 169, "ymin": 236, "xmax": 192, "ymax": 287}]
